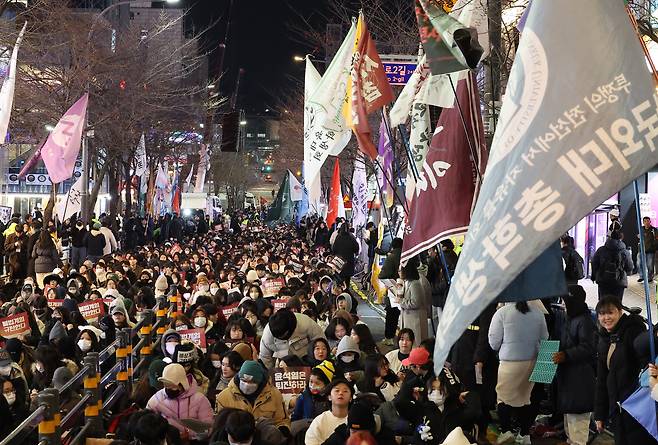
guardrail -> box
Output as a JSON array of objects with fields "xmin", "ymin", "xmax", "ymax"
[{"xmin": 0, "ymin": 295, "xmax": 176, "ymax": 445}]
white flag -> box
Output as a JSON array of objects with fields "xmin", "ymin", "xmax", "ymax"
[
  {"xmin": 289, "ymin": 170, "xmax": 303, "ymax": 202},
  {"xmin": 0, "ymin": 22, "xmax": 26, "ymax": 144},
  {"xmin": 134, "ymin": 134, "xmax": 147, "ymax": 176},
  {"xmin": 194, "ymin": 144, "xmax": 208, "ymax": 193},
  {"xmin": 56, "ymin": 175, "xmax": 84, "ymax": 222},
  {"xmin": 351, "ymin": 154, "xmax": 368, "ymax": 230},
  {"xmin": 184, "ymin": 167, "xmax": 193, "ymax": 192},
  {"xmin": 304, "ymin": 24, "xmax": 356, "ymax": 196}
]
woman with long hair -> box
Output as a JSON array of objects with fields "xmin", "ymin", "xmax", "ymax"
[
  {"xmin": 351, "ymin": 324, "xmax": 379, "ymax": 355},
  {"xmin": 357, "ymin": 354, "xmax": 400, "ymax": 402},
  {"xmin": 32, "ymin": 230, "xmax": 60, "ymax": 288}
]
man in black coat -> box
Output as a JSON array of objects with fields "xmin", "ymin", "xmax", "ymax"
[{"xmin": 331, "ymin": 224, "xmax": 359, "ymax": 283}]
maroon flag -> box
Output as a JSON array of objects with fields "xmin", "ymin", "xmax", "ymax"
[
  {"xmin": 348, "ymin": 14, "xmax": 394, "ymax": 160},
  {"xmin": 18, "ymin": 136, "xmax": 47, "ymax": 179},
  {"xmin": 400, "ymin": 72, "xmax": 487, "ymax": 263}
]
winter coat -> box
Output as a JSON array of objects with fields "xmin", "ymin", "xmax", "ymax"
[
  {"xmin": 291, "ymin": 387, "xmax": 331, "ymax": 421},
  {"xmin": 215, "ymin": 378, "xmax": 290, "ymax": 430},
  {"xmin": 426, "ymin": 250, "xmax": 458, "ymax": 308},
  {"xmin": 85, "ymin": 230, "xmax": 106, "ymax": 257},
  {"xmin": 314, "ymin": 227, "xmax": 330, "ymax": 247},
  {"xmin": 323, "ymin": 416, "xmax": 398, "ymax": 445},
  {"xmin": 407, "ymin": 395, "xmax": 482, "ymax": 445},
  {"xmin": 555, "ymin": 306, "xmax": 596, "ymax": 414},
  {"xmin": 488, "ymin": 304, "xmax": 548, "ymax": 361},
  {"xmin": 70, "ymin": 226, "xmax": 88, "ymax": 248},
  {"xmin": 399, "ymin": 279, "xmax": 428, "ymax": 342},
  {"xmin": 146, "ymin": 378, "xmax": 213, "ymax": 440},
  {"xmin": 31, "ymin": 243, "xmax": 60, "ymax": 274},
  {"xmin": 99, "ymin": 227, "xmax": 118, "ymax": 255},
  {"xmin": 591, "ymin": 238, "xmax": 633, "ymax": 287},
  {"xmin": 640, "ymin": 225, "xmax": 658, "ymax": 253},
  {"xmin": 259, "ymin": 312, "xmax": 325, "ymax": 370},
  {"xmin": 378, "ymin": 247, "xmax": 401, "ymax": 280},
  {"xmin": 331, "ymin": 233, "xmax": 360, "ymax": 278},
  {"xmin": 594, "ymin": 313, "xmax": 646, "ymax": 422}
]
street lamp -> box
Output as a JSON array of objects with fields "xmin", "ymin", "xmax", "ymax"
[
  {"xmin": 293, "ymin": 55, "xmax": 305, "ymax": 62},
  {"xmin": 240, "ymin": 120, "xmax": 247, "ymax": 126}
]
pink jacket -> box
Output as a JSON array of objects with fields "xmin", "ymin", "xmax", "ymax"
[{"xmin": 146, "ymin": 378, "xmax": 213, "ymax": 439}]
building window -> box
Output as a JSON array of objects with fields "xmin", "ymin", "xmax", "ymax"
[
  {"xmin": 246, "ymin": 133, "xmax": 253, "ymax": 138},
  {"xmin": 257, "ymin": 133, "xmax": 266, "ymax": 138}
]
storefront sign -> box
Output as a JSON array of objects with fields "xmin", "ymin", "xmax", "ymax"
[
  {"xmin": 383, "ymin": 61, "xmax": 416, "ymax": 85},
  {"xmin": 0, "ymin": 313, "xmax": 31, "ymax": 338}
]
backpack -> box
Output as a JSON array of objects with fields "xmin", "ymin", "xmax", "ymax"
[
  {"xmin": 599, "ymin": 248, "xmax": 624, "ymax": 285},
  {"xmin": 565, "ymin": 250, "xmax": 585, "ymax": 280}
]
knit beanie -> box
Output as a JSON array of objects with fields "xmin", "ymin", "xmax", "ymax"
[
  {"xmin": 314, "ymin": 360, "xmax": 335, "ymax": 384},
  {"xmin": 148, "ymin": 359, "xmax": 167, "ymax": 389},
  {"xmin": 52, "ymin": 366, "xmax": 75, "ymax": 391},
  {"xmin": 268, "ymin": 309, "xmax": 297, "ymax": 340},
  {"xmin": 173, "ymin": 342, "xmax": 197, "ymax": 365},
  {"xmin": 238, "ymin": 360, "xmax": 266, "ymax": 384},
  {"xmin": 348, "ymin": 402, "xmax": 375, "ymax": 431},
  {"xmin": 155, "ymin": 274, "xmax": 169, "ymax": 292}
]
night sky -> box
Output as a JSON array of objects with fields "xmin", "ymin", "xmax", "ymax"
[{"xmin": 186, "ymin": 0, "xmax": 331, "ymax": 112}]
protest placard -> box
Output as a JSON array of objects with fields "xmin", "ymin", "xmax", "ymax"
[
  {"xmin": 221, "ymin": 303, "xmax": 239, "ymax": 319},
  {"xmin": 47, "ymin": 299, "xmax": 65, "ymax": 309},
  {"xmin": 262, "ymin": 278, "xmax": 285, "ymax": 298},
  {"xmin": 219, "ymin": 281, "xmax": 232, "ymax": 290},
  {"xmin": 179, "ymin": 328, "xmax": 207, "ymax": 349},
  {"xmin": 271, "ymin": 299, "xmax": 288, "ymax": 313},
  {"xmin": 271, "ymin": 367, "xmax": 310, "ymax": 403},
  {"xmin": 78, "ymin": 299, "xmax": 105, "ymax": 322},
  {"xmin": 0, "ymin": 313, "xmax": 31, "ymax": 338}
]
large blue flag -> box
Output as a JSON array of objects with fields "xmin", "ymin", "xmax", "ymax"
[{"xmin": 433, "ymin": 0, "xmax": 658, "ymax": 372}]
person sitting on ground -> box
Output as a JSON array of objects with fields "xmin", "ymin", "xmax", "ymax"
[
  {"xmin": 292, "ymin": 360, "xmax": 334, "ymax": 422},
  {"xmin": 385, "ymin": 328, "xmax": 414, "ymax": 376},
  {"xmin": 323, "ymin": 400, "xmax": 397, "ymax": 445},
  {"xmin": 305, "ymin": 378, "xmax": 354, "ymax": 445},
  {"xmin": 146, "ymin": 363, "xmax": 213, "ymax": 442}
]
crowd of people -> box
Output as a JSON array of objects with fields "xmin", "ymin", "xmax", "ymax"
[{"xmin": 0, "ymin": 208, "xmax": 653, "ymax": 445}]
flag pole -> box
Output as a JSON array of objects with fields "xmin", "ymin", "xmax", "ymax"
[
  {"xmin": 447, "ymin": 75, "xmax": 483, "ymax": 185},
  {"xmin": 374, "ymin": 158, "xmax": 409, "ymax": 216},
  {"xmin": 633, "ymin": 179, "xmax": 656, "ymax": 362},
  {"xmin": 396, "ymin": 123, "xmax": 421, "ymax": 181},
  {"xmin": 371, "ymin": 162, "xmax": 395, "ymax": 237}
]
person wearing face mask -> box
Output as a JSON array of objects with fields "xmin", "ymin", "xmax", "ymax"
[
  {"xmin": 70, "ymin": 220, "xmax": 88, "ymax": 269},
  {"xmin": 0, "ymin": 377, "xmax": 31, "ymax": 445},
  {"xmin": 173, "ymin": 342, "xmax": 210, "ymax": 394},
  {"xmin": 334, "ymin": 335, "xmax": 364, "ymax": 383},
  {"xmin": 0, "ymin": 350, "xmax": 28, "ymax": 406},
  {"xmin": 159, "ymin": 329, "xmax": 182, "ymax": 363},
  {"xmin": 207, "ymin": 350, "xmax": 243, "ymax": 405},
  {"xmin": 190, "ymin": 275, "xmax": 211, "ymax": 305},
  {"xmin": 147, "ymin": 363, "xmax": 213, "ymax": 442},
  {"xmin": 74, "ymin": 326, "xmax": 101, "ymax": 361},
  {"xmin": 291, "ymin": 360, "xmax": 333, "ymax": 422},
  {"xmin": 215, "ymin": 360, "xmax": 290, "ymax": 435}
]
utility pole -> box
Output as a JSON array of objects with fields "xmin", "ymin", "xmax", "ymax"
[{"xmin": 484, "ymin": 0, "xmax": 502, "ymax": 148}]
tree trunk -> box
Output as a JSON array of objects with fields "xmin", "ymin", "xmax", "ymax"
[
  {"xmin": 88, "ymin": 162, "xmax": 110, "ymax": 222},
  {"xmin": 108, "ymin": 161, "xmax": 120, "ymax": 223},
  {"xmin": 123, "ymin": 160, "xmax": 132, "ymax": 218}
]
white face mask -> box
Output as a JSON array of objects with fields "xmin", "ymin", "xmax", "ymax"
[
  {"xmin": 35, "ymin": 362, "xmax": 44, "ymax": 373},
  {"xmin": 194, "ymin": 317, "xmax": 207, "ymax": 328},
  {"xmin": 78, "ymin": 339, "xmax": 92, "ymax": 352},
  {"xmin": 0, "ymin": 365, "xmax": 11, "ymax": 376},
  {"xmin": 428, "ymin": 390, "xmax": 445, "ymax": 408},
  {"xmin": 341, "ymin": 354, "xmax": 355, "ymax": 363},
  {"xmin": 4, "ymin": 392, "xmax": 15, "ymax": 406},
  {"xmin": 239, "ymin": 381, "xmax": 258, "ymax": 395},
  {"xmin": 211, "ymin": 360, "xmax": 222, "ymax": 369},
  {"xmin": 165, "ymin": 343, "xmax": 179, "ymax": 356}
]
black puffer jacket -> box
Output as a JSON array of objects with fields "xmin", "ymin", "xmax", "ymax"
[
  {"xmin": 555, "ymin": 303, "xmax": 596, "ymax": 414},
  {"xmin": 591, "ymin": 238, "xmax": 633, "ymax": 287},
  {"xmin": 594, "ymin": 313, "xmax": 646, "ymax": 422}
]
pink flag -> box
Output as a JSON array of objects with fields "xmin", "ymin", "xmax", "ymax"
[{"xmin": 41, "ymin": 94, "xmax": 89, "ymax": 184}]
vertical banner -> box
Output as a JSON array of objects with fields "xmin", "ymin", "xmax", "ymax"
[
  {"xmin": 433, "ymin": 0, "xmax": 658, "ymax": 372},
  {"xmin": 194, "ymin": 144, "xmax": 208, "ymax": 193}
]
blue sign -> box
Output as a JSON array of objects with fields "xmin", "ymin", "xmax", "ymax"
[{"xmin": 383, "ymin": 62, "xmax": 416, "ymax": 86}]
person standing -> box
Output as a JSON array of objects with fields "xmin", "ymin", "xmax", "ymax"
[
  {"xmin": 85, "ymin": 222, "xmax": 106, "ymax": 263},
  {"xmin": 69, "ymin": 220, "xmax": 87, "ymax": 269},
  {"xmin": 591, "ymin": 230, "xmax": 633, "ymax": 301},
  {"xmin": 395, "ymin": 257, "xmax": 428, "ymax": 344},
  {"xmin": 561, "ymin": 235, "xmax": 584, "ymax": 286},
  {"xmin": 332, "ymin": 224, "xmax": 360, "ymax": 283},
  {"xmin": 489, "ymin": 302, "xmax": 548, "ymax": 445},
  {"xmin": 32, "ymin": 230, "xmax": 61, "ymax": 288},
  {"xmin": 637, "ymin": 216, "xmax": 657, "ymax": 283},
  {"xmin": 552, "ymin": 285, "xmax": 596, "ymax": 445},
  {"xmin": 99, "ymin": 219, "xmax": 118, "ymax": 256},
  {"xmin": 593, "ymin": 296, "xmax": 653, "ymax": 445},
  {"xmin": 379, "ymin": 238, "xmax": 402, "ymax": 346}
]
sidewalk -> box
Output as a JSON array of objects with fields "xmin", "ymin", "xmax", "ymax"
[{"xmin": 580, "ymin": 273, "xmax": 658, "ymax": 321}]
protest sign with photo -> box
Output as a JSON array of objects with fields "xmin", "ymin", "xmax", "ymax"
[
  {"xmin": 78, "ymin": 299, "xmax": 105, "ymax": 322},
  {"xmin": 0, "ymin": 313, "xmax": 31, "ymax": 338},
  {"xmin": 179, "ymin": 328, "xmax": 207, "ymax": 349},
  {"xmin": 262, "ymin": 278, "xmax": 285, "ymax": 298}
]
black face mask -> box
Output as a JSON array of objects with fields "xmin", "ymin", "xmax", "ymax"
[{"xmin": 165, "ymin": 388, "xmax": 181, "ymax": 399}]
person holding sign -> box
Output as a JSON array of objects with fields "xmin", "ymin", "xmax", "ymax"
[{"xmin": 215, "ymin": 360, "xmax": 290, "ymax": 434}]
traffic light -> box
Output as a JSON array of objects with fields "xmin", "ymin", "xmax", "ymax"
[{"xmin": 220, "ymin": 111, "xmax": 239, "ymax": 152}]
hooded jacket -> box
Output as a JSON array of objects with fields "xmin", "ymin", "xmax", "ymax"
[
  {"xmin": 215, "ymin": 377, "xmax": 290, "ymax": 430},
  {"xmin": 259, "ymin": 312, "xmax": 325, "ymax": 370},
  {"xmin": 85, "ymin": 230, "xmax": 106, "ymax": 257},
  {"xmin": 160, "ymin": 329, "xmax": 182, "ymax": 362},
  {"xmin": 146, "ymin": 377, "xmax": 213, "ymax": 440}
]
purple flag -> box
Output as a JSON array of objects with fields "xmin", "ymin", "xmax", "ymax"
[{"xmin": 42, "ymin": 94, "xmax": 88, "ymax": 184}]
